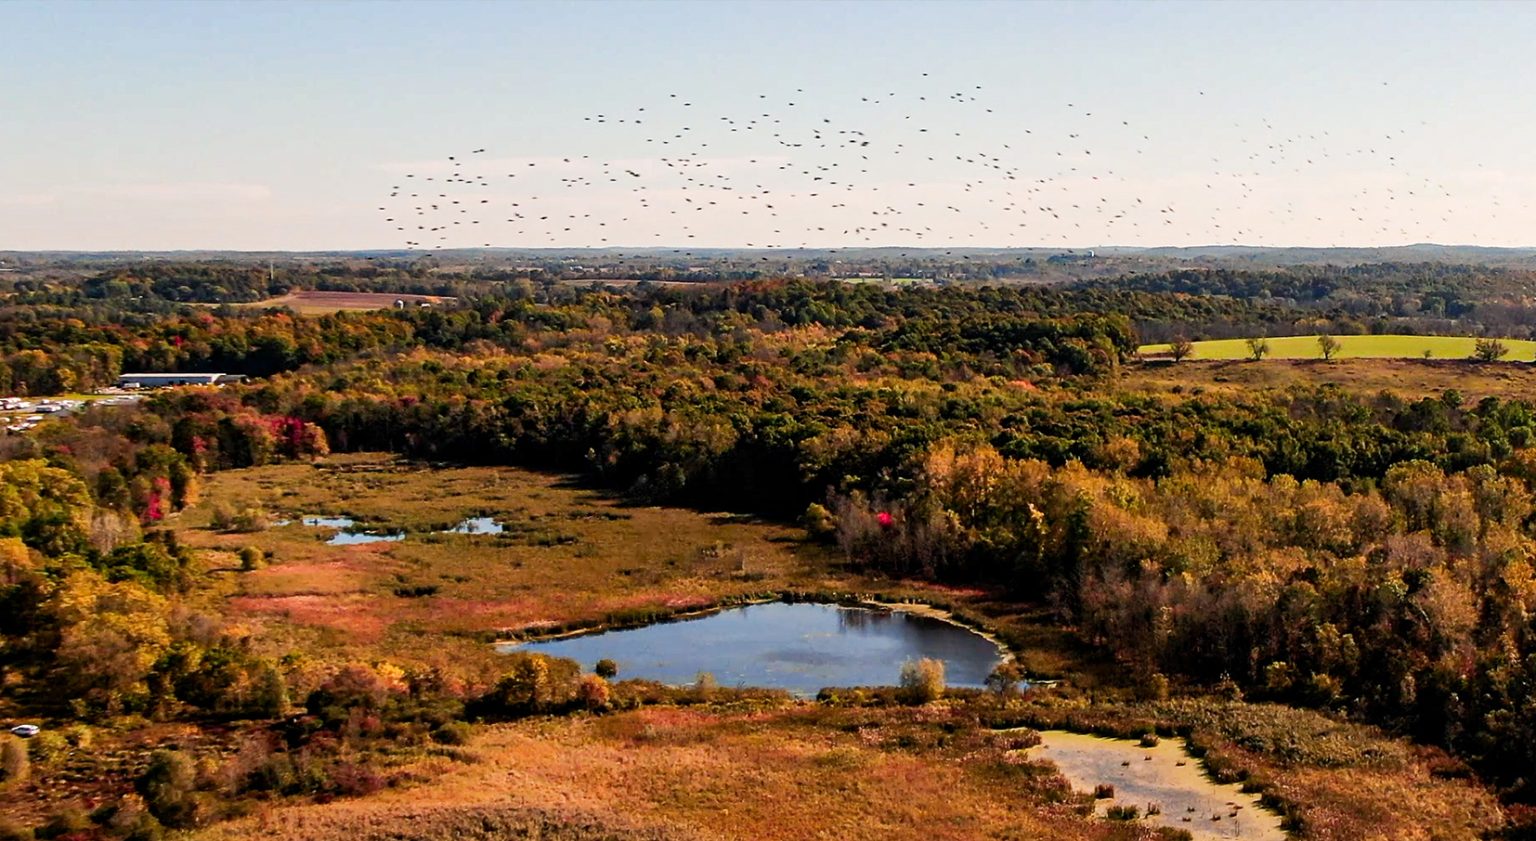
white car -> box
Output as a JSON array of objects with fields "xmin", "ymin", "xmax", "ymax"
[{"xmin": 9, "ymin": 725, "xmax": 39, "ymax": 738}]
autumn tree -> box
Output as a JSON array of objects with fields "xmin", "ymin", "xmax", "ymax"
[{"xmin": 1169, "ymin": 335, "xmax": 1195, "ymax": 362}]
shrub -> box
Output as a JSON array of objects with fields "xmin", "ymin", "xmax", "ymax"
[
  {"xmin": 231, "ymin": 507, "xmax": 270, "ymax": 533},
  {"xmin": 432, "ymin": 722, "xmax": 472, "ymax": 746},
  {"xmin": 0, "ymin": 737, "xmax": 27, "ymax": 786},
  {"xmin": 692, "ymin": 672, "xmax": 718, "ymax": 702},
  {"xmin": 578, "ymin": 674, "xmax": 612, "ymax": 711},
  {"xmin": 802, "ymin": 503, "xmax": 836, "ymax": 537},
  {"xmin": 329, "ymin": 760, "xmax": 385, "ymax": 797},
  {"xmin": 1093, "ymin": 783, "xmax": 1115, "ymax": 799},
  {"xmin": 239, "ymin": 546, "xmax": 266, "ymax": 571},
  {"xmin": 1105, "ymin": 804, "xmax": 1140, "ymax": 820},
  {"xmin": 137, "ymin": 750, "xmax": 199, "ymax": 828},
  {"xmin": 898, "ymin": 657, "xmax": 945, "ymax": 705},
  {"xmin": 1138, "ymin": 733, "xmax": 1160, "ymax": 748},
  {"xmin": 36, "ymin": 805, "xmax": 89, "ymax": 839},
  {"xmin": 985, "ymin": 661, "xmax": 1025, "ymax": 694},
  {"xmin": 26, "ymin": 731, "xmax": 67, "ymax": 765},
  {"xmin": 251, "ymin": 661, "xmax": 290, "ymax": 718},
  {"xmin": 594, "ymin": 658, "xmax": 618, "ymax": 679},
  {"xmin": 208, "ymin": 504, "xmax": 235, "ymax": 531}
]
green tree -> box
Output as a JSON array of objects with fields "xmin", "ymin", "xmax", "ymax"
[
  {"xmin": 1474, "ymin": 337, "xmax": 1510, "ymax": 362},
  {"xmin": 1246, "ymin": 337, "xmax": 1271, "ymax": 361},
  {"xmin": 1317, "ymin": 333, "xmax": 1341, "ymax": 361}
]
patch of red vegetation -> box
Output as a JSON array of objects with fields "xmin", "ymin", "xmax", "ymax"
[{"xmin": 227, "ymin": 594, "xmax": 388, "ymax": 642}]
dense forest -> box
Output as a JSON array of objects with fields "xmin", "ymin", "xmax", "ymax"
[{"xmin": 9, "ymin": 261, "xmax": 1536, "ymax": 835}]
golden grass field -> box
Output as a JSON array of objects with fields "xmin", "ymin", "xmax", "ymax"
[
  {"xmin": 227, "ymin": 290, "xmax": 453, "ymax": 314},
  {"xmin": 190, "ymin": 700, "xmax": 1503, "ymax": 841}
]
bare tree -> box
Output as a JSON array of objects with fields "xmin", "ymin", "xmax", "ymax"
[{"xmin": 1170, "ymin": 336, "xmax": 1195, "ymax": 362}]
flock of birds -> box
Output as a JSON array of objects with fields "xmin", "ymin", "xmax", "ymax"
[{"xmin": 374, "ymin": 74, "xmax": 1526, "ymax": 253}]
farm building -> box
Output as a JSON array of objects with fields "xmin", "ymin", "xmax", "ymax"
[{"xmin": 117, "ymin": 373, "xmax": 245, "ymax": 388}]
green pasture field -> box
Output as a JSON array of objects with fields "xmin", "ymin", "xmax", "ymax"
[{"xmin": 1139, "ymin": 334, "xmax": 1536, "ymax": 361}]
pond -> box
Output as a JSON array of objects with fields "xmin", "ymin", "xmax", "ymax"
[
  {"xmin": 498, "ymin": 601, "xmax": 1006, "ymax": 696},
  {"xmin": 444, "ymin": 516, "xmax": 503, "ymax": 534},
  {"xmin": 301, "ymin": 516, "xmax": 356, "ymax": 529},
  {"xmin": 1028, "ymin": 731, "xmax": 1286, "ymax": 841},
  {"xmin": 281, "ymin": 515, "xmax": 406, "ymax": 545},
  {"xmin": 325, "ymin": 529, "xmax": 405, "ymax": 545}
]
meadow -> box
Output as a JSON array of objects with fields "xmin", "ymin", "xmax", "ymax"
[
  {"xmin": 188, "ymin": 699, "xmax": 1504, "ymax": 841},
  {"xmin": 1138, "ymin": 334, "xmax": 1536, "ymax": 361}
]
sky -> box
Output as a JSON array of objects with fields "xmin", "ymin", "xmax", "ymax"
[{"xmin": 2, "ymin": 0, "xmax": 1535, "ymax": 251}]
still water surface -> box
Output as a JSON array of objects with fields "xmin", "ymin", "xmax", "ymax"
[{"xmin": 500, "ymin": 601, "xmax": 1006, "ymax": 696}]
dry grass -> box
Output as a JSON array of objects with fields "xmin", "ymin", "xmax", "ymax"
[{"xmin": 194, "ymin": 705, "xmax": 1145, "ymax": 841}]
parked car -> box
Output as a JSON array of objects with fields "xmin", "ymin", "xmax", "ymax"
[{"xmin": 9, "ymin": 725, "xmax": 39, "ymax": 738}]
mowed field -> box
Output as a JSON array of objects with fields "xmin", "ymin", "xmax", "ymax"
[
  {"xmin": 231, "ymin": 290, "xmax": 453, "ymax": 314},
  {"xmin": 1124, "ymin": 357, "xmax": 1536, "ymax": 401},
  {"xmin": 1140, "ymin": 334, "xmax": 1536, "ymax": 361}
]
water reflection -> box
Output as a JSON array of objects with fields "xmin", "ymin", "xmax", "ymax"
[
  {"xmin": 326, "ymin": 530, "xmax": 405, "ymax": 545},
  {"xmin": 445, "ymin": 516, "xmax": 503, "ymax": 534},
  {"xmin": 501, "ymin": 602, "xmax": 1005, "ymax": 696}
]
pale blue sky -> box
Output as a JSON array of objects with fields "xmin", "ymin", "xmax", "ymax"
[{"xmin": 3, "ymin": 0, "xmax": 1533, "ymax": 250}]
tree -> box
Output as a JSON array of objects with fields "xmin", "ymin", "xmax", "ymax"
[
  {"xmin": 1169, "ymin": 336, "xmax": 1195, "ymax": 362},
  {"xmin": 1317, "ymin": 334, "xmax": 1341, "ymax": 362},
  {"xmin": 898, "ymin": 657, "xmax": 945, "ymax": 704},
  {"xmin": 1474, "ymin": 338, "xmax": 1510, "ymax": 362},
  {"xmin": 1246, "ymin": 337, "xmax": 1271, "ymax": 361}
]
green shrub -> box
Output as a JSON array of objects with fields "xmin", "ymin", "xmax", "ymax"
[
  {"xmin": 137, "ymin": 750, "xmax": 199, "ymax": 828},
  {"xmin": 239, "ymin": 545, "xmax": 266, "ymax": 571},
  {"xmin": 432, "ymin": 722, "xmax": 472, "ymax": 745},
  {"xmin": 594, "ymin": 658, "xmax": 618, "ymax": 679},
  {"xmin": 1105, "ymin": 804, "xmax": 1140, "ymax": 820},
  {"xmin": 232, "ymin": 507, "xmax": 270, "ymax": 533}
]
